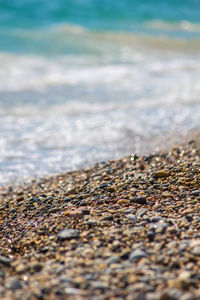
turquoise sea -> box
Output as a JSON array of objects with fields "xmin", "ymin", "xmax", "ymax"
[{"xmin": 0, "ymin": 0, "xmax": 200, "ymax": 185}]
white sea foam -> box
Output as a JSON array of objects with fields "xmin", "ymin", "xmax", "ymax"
[{"xmin": 0, "ymin": 26, "xmax": 200, "ymax": 186}]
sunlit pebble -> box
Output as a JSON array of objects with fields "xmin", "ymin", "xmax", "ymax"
[{"xmin": 23, "ymin": 276, "xmax": 28, "ymax": 282}]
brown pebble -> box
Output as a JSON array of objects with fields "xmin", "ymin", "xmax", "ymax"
[{"xmin": 153, "ymin": 170, "xmax": 170, "ymax": 178}]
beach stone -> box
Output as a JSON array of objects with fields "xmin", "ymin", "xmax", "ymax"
[
  {"xmin": 146, "ymin": 292, "xmax": 160, "ymax": 300},
  {"xmin": 180, "ymin": 293, "xmax": 196, "ymax": 300},
  {"xmin": 57, "ymin": 229, "xmax": 80, "ymax": 240},
  {"xmin": 106, "ymin": 256, "xmax": 120, "ymax": 265},
  {"xmin": 68, "ymin": 210, "xmax": 84, "ymax": 219},
  {"xmin": 159, "ymin": 288, "xmax": 183, "ymax": 300},
  {"xmin": 32, "ymin": 198, "xmax": 40, "ymax": 203},
  {"xmin": 129, "ymin": 250, "xmax": 148, "ymax": 262},
  {"xmin": 0, "ymin": 255, "xmax": 11, "ymax": 267},
  {"xmin": 147, "ymin": 231, "xmax": 155, "ymax": 242},
  {"xmin": 175, "ymin": 271, "xmax": 191, "ymax": 289},
  {"xmin": 64, "ymin": 197, "xmax": 72, "ymax": 202},
  {"xmin": 5, "ymin": 277, "xmax": 22, "ymax": 290},
  {"xmin": 85, "ymin": 219, "xmax": 98, "ymax": 226},
  {"xmin": 185, "ymin": 215, "xmax": 193, "ymax": 222},
  {"xmin": 153, "ymin": 170, "xmax": 170, "ymax": 179},
  {"xmin": 150, "ymin": 216, "xmax": 163, "ymax": 223},
  {"xmin": 0, "ymin": 270, "xmax": 5, "ymax": 281},
  {"xmin": 64, "ymin": 287, "xmax": 83, "ymax": 296},
  {"xmin": 15, "ymin": 263, "xmax": 27, "ymax": 273},
  {"xmin": 46, "ymin": 196, "xmax": 54, "ymax": 201},
  {"xmin": 90, "ymin": 281, "xmax": 108, "ymax": 290},
  {"xmin": 191, "ymin": 246, "xmax": 200, "ymax": 256},
  {"xmin": 127, "ymin": 214, "xmax": 137, "ymax": 221},
  {"xmin": 179, "ymin": 241, "xmax": 189, "ymax": 252},
  {"xmin": 117, "ymin": 199, "xmax": 130, "ymax": 205},
  {"xmin": 132, "ymin": 196, "xmax": 146, "ymax": 205},
  {"xmin": 191, "ymin": 190, "xmax": 200, "ymax": 196},
  {"xmin": 124, "ymin": 208, "xmax": 136, "ymax": 214},
  {"xmin": 136, "ymin": 209, "xmax": 147, "ymax": 218},
  {"xmin": 154, "ymin": 223, "xmax": 168, "ymax": 234},
  {"xmin": 101, "ymin": 214, "xmax": 113, "ymax": 221}
]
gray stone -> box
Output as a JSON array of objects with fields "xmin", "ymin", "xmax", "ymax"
[
  {"xmin": 179, "ymin": 241, "xmax": 189, "ymax": 252},
  {"xmin": 150, "ymin": 216, "xmax": 163, "ymax": 223},
  {"xmin": 136, "ymin": 209, "xmax": 147, "ymax": 218},
  {"xmin": 127, "ymin": 214, "xmax": 137, "ymax": 221},
  {"xmin": 5, "ymin": 277, "xmax": 22, "ymax": 290},
  {"xmin": 57, "ymin": 229, "xmax": 80, "ymax": 240},
  {"xmin": 64, "ymin": 287, "xmax": 83, "ymax": 295},
  {"xmin": 124, "ymin": 208, "xmax": 136, "ymax": 214},
  {"xmin": 46, "ymin": 196, "xmax": 54, "ymax": 201},
  {"xmin": 154, "ymin": 223, "xmax": 168, "ymax": 234},
  {"xmin": 129, "ymin": 250, "xmax": 148, "ymax": 262},
  {"xmin": 191, "ymin": 246, "xmax": 200, "ymax": 256},
  {"xmin": 91, "ymin": 281, "xmax": 107, "ymax": 290},
  {"xmin": 0, "ymin": 255, "xmax": 11, "ymax": 267},
  {"xmin": 106, "ymin": 256, "xmax": 120, "ymax": 265},
  {"xmin": 0, "ymin": 270, "xmax": 5, "ymax": 279},
  {"xmin": 191, "ymin": 190, "xmax": 200, "ymax": 196}
]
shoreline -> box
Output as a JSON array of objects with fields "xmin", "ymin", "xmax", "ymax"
[
  {"xmin": 1, "ymin": 128, "xmax": 199, "ymax": 190},
  {"xmin": 0, "ymin": 133, "xmax": 200, "ymax": 299}
]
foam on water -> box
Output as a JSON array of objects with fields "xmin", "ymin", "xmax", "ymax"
[{"xmin": 0, "ymin": 2, "xmax": 200, "ymax": 186}]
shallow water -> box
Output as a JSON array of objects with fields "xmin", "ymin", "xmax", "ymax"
[{"xmin": 0, "ymin": 1, "xmax": 200, "ymax": 186}]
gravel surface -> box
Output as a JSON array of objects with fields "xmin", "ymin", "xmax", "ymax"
[{"xmin": 0, "ymin": 137, "xmax": 200, "ymax": 300}]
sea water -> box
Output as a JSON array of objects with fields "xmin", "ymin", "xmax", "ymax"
[{"xmin": 0, "ymin": 0, "xmax": 200, "ymax": 186}]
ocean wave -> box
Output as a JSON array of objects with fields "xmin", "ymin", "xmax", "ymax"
[
  {"xmin": 145, "ymin": 20, "xmax": 200, "ymax": 33},
  {"xmin": 0, "ymin": 40, "xmax": 200, "ymax": 96},
  {"xmin": 1, "ymin": 21, "xmax": 200, "ymax": 56}
]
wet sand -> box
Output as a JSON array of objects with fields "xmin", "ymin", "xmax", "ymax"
[{"xmin": 0, "ymin": 133, "xmax": 200, "ymax": 299}]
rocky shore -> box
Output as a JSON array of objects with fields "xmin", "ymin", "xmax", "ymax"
[{"xmin": 0, "ymin": 136, "xmax": 200, "ymax": 300}]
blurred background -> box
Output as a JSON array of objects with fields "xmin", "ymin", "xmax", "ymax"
[{"xmin": 0, "ymin": 0, "xmax": 200, "ymax": 185}]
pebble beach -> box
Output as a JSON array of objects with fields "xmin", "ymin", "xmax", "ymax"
[{"xmin": 0, "ymin": 134, "xmax": 200, "ymax": 300}]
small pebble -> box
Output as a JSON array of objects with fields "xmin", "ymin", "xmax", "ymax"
[
  {"xmin": 126, "ymin": 214, "xmax": 137, "ymax": 221},
  {"xmin": 129, "ymin": 250, "xmax": 148, "ymax": 262},
  {"xmin": 191, "ymin": 246, "xmax": 200, "ymax": 256},
  {"xmin": 132, "ymin": 196, "xmax": 147, "ymax": 205},
  {"xmin": 191, "ymin": 190, "xmax": 200, "ymax": 196},
  {"xmin": 106, "ymin": 256, "xmax": 120, "ymax": 265},
  {"xmin": 154, "ymin": 223, "xmax": 168, "ymax": 234},
  {"xmin": 57, "ymin": 229, "xmax": 80, "ymax": 240},
  {"xmin": 153, "ymin": 170, "xmax": 170, "ymax": 179},
  {"xmin": 0, "ymin": 256, "xmax": 11, "ymax": 267},
  {"xmin": 5, "ymin": 277, "xmax": 22, "ymax": 290}
]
